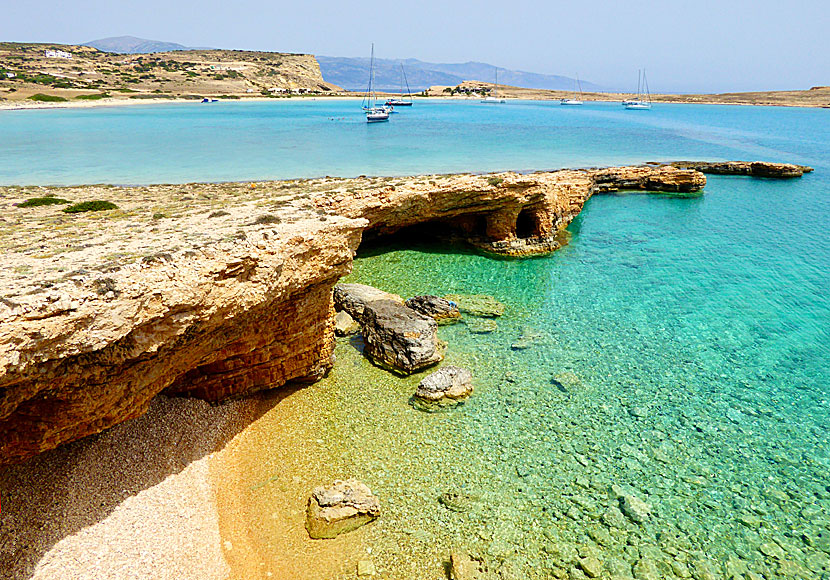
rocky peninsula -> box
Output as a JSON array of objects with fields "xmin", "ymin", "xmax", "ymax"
[{"xmin": 0, "ymin": 162, "xmax": 811, "ymax": 467}]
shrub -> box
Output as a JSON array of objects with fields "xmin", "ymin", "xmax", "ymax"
[
  {"xmin": 487, "ymin": 176, "xmax": 504, "ymax": 186},
  {"xmin": 209, "ymin": 210, "xmax": 230, "ymax": 218},
  {"xmin": 63, "ymin": 200, "xmax": 118, "ymax": 213},
  {"xmin": 254, "ymin": 214, "xmax": 280, "ymax": 225},
  {"xmin": 152, "ymin": 212, "xmax": 167, "ymax": 220},
  {"xmin": 17, "ymin": 196, "xmax": 71, "ymax": 207},
  {"xmin": 75, "ymin": 93, "xmax": 110, "ymax": 100},
  {"xmin": 28, "ymin": 93, "xmax": 68, "ymax": 102}
]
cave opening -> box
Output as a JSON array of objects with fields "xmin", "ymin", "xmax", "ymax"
[{"xmin": 516, "ymin": 207, "xmax": 539, "ymax": 239}]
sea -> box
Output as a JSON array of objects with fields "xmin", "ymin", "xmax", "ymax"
[{"xmin": 2, "ymin": 99, "xmax": 828, "ymax": 579}]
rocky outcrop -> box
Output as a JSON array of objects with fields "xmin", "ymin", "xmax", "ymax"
[
  {"xmin": 413, "ymin": 366, "xmax": 473, "ymax": 408},
  {"xmin": 0, "ymin": 162, "xmax": 800, "ymax": 465},
  {"xmin": 665, "ymin": 161, "xmax": 813, "ymax": 178},
  {"xmin": 305, "ymin": 479, "xmax": 381, "ymax": 539},
  {"xmin": 333, "ymin": 284, "xmax": 443, "ymax": 374},
  {"xmin": 445, "ymin": 294, "xmax": 505, "ymax": 318}
]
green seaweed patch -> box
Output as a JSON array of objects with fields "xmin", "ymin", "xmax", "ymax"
[
  {"xmin": 63, "ymin": 201, "xmax": 119, "ymax": 213},
  {"xmin": 17, "ymin": 196, "xmax": 72, "ymax": 208},
  {"xmin": 28, "ymin": 93, "xmax": 68, "ymax": 102}
]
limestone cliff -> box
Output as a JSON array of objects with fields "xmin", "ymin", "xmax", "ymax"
[{"xmin": 0, "ymin": 163, "xmax": 790, "ymax": 466}]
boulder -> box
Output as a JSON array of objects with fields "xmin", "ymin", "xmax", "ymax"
[
  {"xmin": 404, "ymin": 295, "xmax": 462, "ymax": 325},
  {"xmin": 334, "ymin": 283, "xmax": 443, "ymax": 374},
  {"xmin": 445, "ymin": 294, "xmax": 505, "ymax": 317},
  {"xmin": 305, "ymin": 479, "xmax": 381, "ymax": 539},
  {"xmin": 413, "ymin": 366, "xmax": 473, "ymax": 410},
  {"xmin": 334, "ymin": 310, "xmax": 359, "ymax": 336}
]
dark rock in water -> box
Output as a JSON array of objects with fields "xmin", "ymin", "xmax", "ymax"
[
  {"xmin": 405, "ymin": 295, "xmax": 462, "ymax": 325},
  {"xmin": 414, "ymin": 366, "xmax": 473, "ymax": 409},
  {"xmin": 306, "ymin": 479, "xmax": 381, "ymax": 539},
  {"xmin": 334, "ymin": 310, "xmax": 359, "ymax": 336},
  {"xmin": 334, "ymin": 283, "xmax": 443, "ymax": 375},
  {"xmin": 445, "ymin": 294, "xmax": 505, "ymax": 317}
]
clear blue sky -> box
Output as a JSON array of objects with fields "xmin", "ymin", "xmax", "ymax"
[{"xmin": 3, "ymin": 0, "xmax": 828, "ymax": 93}]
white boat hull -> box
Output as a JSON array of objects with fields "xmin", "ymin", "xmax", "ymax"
[
  {"xmin": 625, "ymin": 102, "xmax": 651, "ymax": 110},
  {"xmin": 560, "ymin": 99, "xmax": 583, "ymax": 106}
]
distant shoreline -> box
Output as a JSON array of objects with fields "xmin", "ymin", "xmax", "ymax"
[{"xmin": 2, "ymin": 92, "xmax": 830, "ymax": 112}]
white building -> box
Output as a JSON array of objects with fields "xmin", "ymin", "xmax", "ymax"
[{"xmin": 44, "ymin": 50, "xmax": 73, "ymax": 60}]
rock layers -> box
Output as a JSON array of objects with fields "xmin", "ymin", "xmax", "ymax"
[
  {"xmin": 665, "ymin": 161, "xmax": 813, "ymax": 178},
  {"xmin": 0, "ymin": 162, "xmax": 805, "ymax": 465}
]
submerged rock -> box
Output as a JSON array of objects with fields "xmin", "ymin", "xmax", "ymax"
[
  {"xmin": 413, "ymin": 366, "xmax": 473, "ymax": 410},
  {"xmin": 404, "ymin": 295, "xmax": 462, "ymax": 325},
  {"xmin": 619, "ymin": 493, "xmax": 652, "ymax": 524},
  {"xmin": 334, "ymin": 283, "xmax": 443, "ymax": 374},
  {"xmin": 334, "ymin": 310, "xmax": 359, "ymax": 336},
  {"xmin": 439, "ymin": 490, "xmax": 479, "ymax": 513},
  {"xmin": 450, "ymin": 549, "xmax": 489, "ymax": 580},
  {"xmin": 445, "ymin": 294, "xmax": 505, "ymax": 317},
  {"xmin": 467, "ymin": 319, "xmax": 499, "ymax": 334},
  {"xmin": 305, "ymin": 479, "xmax": 381, "ymax": 539},
  {"xmin": 511, "ymin": 326, "xmax": 543, "ymax": 350}
]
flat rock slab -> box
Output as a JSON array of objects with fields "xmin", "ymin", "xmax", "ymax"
[
  {"xmin": 306, "ymin": 479, "xmax": 381, "ymax": 539},
  {"xmin": 334, "ymin": 283, "xmax": 443, "ymax": 374},
  {"xmin": 445, "ymin": 294, "xmax": 505, "ymax": 317},
  {"xmin": 405, "ymin": 295, "xmax": 462, "ymax": 325}
]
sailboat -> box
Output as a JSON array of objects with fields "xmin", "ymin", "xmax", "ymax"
[
  {"xmin": 362, "ymin": 44, "xmax": 390, "ymax": 123},
  {"xmin": 625, "ymin": 69, "xmax": 652, "ymax": 110},
  {"xmin": 386, "ymin": 63, "xmax": 413, "ymax": 107},
  {"xmin": 481, "ymin": 67, "xmax": 506, "ymax": 103},
  {"xmin": 560, "ymin": 73, "xmax": 584, "ymax": 105}
]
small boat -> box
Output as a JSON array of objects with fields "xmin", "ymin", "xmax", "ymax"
[
  {"xmin": 625, "ymin": 69, "xmax": 652, "ymax": 110},
  {"xmin": 560, "ymin": 74, "xmax": 584, "ymax": 106},
  {"xmin": 362, "ymin": 44, "xmax": 389, "ymax": 122},
  {"xmin": 386, "ymin": 63, "xmax": 413, "ymax": 107},
  {"xmin": 481, "ymin": 67, "xmax": 506, "ymax": 103}
]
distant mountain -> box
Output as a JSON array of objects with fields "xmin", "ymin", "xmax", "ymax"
[
  {"xmin": 84, "ymin": 36, "xmax": 211, "ymax": 54},
  {"xmin": 317, "ymin": 56, "xmax": 605, "ymax": 93}
]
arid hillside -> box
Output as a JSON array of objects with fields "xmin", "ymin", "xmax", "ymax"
[
  {"xmin": 428, "ymin": 81, "xmax": 830, "ymax": 108},
  {"xmin": 0, "ymin": 42, "xmax": 341, "ymax": 103}
]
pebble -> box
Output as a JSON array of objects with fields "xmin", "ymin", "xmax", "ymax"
[
  {"xmin": 758, "ymin": 541, "xmax": 785, "ymax": 559},
  {"xmin": 579, "ymin": 556, "xmax": 603, "ymax": 578},
  {"xmin": 357, "ymin": 559, "xmax": 376, "ymax": 576}
]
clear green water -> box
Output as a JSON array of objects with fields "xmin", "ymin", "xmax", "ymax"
[{"xmin": 326, "ymin": 173, "xmax": 830, "ymax": 578}]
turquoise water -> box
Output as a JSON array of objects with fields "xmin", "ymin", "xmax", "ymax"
[
  {"xmin": 0, "ymin": 99, "xmax": 826, "ymax": 185},
  {"xmin": 339, "ymin": 173, "xmax": 830, "ymax": 577},
  {"xmin": 4, "ymin": 100, "xmax": 829, "ymax": 577}
]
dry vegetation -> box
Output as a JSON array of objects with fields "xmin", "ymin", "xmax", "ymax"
[{"xmin": 0, "ymin": 42, "xmax": 342, "ymax": 104}]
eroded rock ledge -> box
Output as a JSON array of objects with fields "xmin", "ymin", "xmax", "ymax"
[{"xmin": 0, "ymin": 162, "xmax": 804, "ymax": 465}]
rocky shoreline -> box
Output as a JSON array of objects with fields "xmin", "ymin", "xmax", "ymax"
[{"xmin": 0, "ymin": 161, "xmax": 812, "ymax": 466}]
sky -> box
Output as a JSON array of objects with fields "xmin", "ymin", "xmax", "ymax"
[{"xmin": 2, "ymin": 0, "xmax": 828, "ymax": 93}]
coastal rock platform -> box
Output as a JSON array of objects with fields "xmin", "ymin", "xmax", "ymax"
[{"xmin": 0, "ymin": 162, "xmax": 806, "ymax": 465}]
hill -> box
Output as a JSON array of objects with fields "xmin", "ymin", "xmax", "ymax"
[
  {"xmin": 317, "ymin": 55, "xmax": 604, "ymax": 92},
  {"xmin": 0, "ymin": 42, "xmax": 339, "ymax": 104},
  {"xmin": 84, "ymin": 36, "xmax": 200, "ymax": 54}
]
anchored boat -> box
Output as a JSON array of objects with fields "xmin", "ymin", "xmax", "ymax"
[
  {"xmin": 386, "ymin": 63, "xmax": 413, "ymax": 107},
  {"xmin": 362, "ymin": 44, "xmax": 390, "ymax": 123}
]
